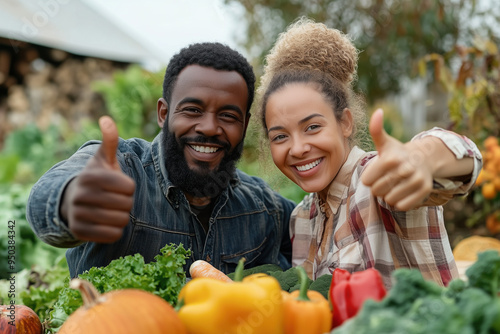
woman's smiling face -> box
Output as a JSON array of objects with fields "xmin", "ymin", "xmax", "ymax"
[{"xmin": 265, "ymin": 83, "xmax": 353, "ymax": 195}]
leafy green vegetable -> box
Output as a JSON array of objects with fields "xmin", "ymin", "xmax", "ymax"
[
  {"xmin": 379, "ymin": 269, "xmax": 444, "ymax": 315},
  {"xmin": 308, "ymin": 273, "xmax": 332, "ymax": 299},
  {"xmin": 331, "ymin": 250, "xmax": 500, "ymax": 334},
  {"xmin": 268, "ymin": 267, "xmax": 308, "ymax": 292},
  {"xmin": 465, "ymin": 250, "xmax": 500, "ymax": 297},
  {"xmin": 0, "ymin": 184, "xmax": 67, "ymax": 279},
  {"xmin": 20, "ymin": 256, "xmax": 70, "ymax": 322},
  {"xmin": 31, "ymin": 243, "xmax": 190, "ymax": 333}
]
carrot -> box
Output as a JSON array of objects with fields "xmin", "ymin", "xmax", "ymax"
[{"xmin": 189, "ymin": 260, "xmax": 233, "ymax": 282}]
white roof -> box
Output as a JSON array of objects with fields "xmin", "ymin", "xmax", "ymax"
[{"xmin": 0, "ymin": 0, "xmax": 164, "ymax": 65}]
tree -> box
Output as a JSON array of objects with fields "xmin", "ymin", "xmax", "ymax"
[{"xmin": 224, "ymin": 0, "xmax": 498, "ymax": 104}]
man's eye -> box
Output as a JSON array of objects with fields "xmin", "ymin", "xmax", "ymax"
[
  {"xmin": 221, "ymin": 113, "xmax": 240, "ymax": 121},
  {"xmin": 183, "ymin": 107, "xmax": 202, "ymax": 114}
]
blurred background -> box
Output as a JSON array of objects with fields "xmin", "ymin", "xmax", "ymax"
[{"xmin": 0, "ymin": 0, "xmax": 499, "ymax": 284}]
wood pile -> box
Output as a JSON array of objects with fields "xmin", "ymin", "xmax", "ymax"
[{"xmin": 0, "ymin": 37, "xmax": 130, "ymax": 148}]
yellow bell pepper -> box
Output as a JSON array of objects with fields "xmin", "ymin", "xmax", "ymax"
[
  {"xmin": 281, "ymin": 266, "xmax": 332, "ymax": 334},
  {"xmin": 177, "ymin": 259, "xmax": 284, "ymax": 334}
]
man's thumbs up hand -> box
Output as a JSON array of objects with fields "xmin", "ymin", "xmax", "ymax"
[
  {"xmin": 95, "ymin": 115, "xmax": 120, "ymax": 170},
  {"xmin": 361, "ymin": 109, "xmax": 433, "ymax": 211},
  {"xmin": 61, "ymin": 116, "xmax": 136, "ymax": 243}
]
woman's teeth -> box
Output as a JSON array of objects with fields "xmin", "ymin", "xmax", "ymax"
[{"xmin": 296, "ymin": 158, "xmax": 321, "ymax": 171}]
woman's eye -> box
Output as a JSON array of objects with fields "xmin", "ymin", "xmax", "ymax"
[
  {"xmin": 306, "ymin": 124, "xmax": 320, "ymax": 131},
  {"xmin": 271, "ymin": 134, "xmax": 286, "ymax": 142}
]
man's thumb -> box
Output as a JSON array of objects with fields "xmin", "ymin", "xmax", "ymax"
[
  {"xmin": 369, "ymin": 108, "xmax": 389, "ymax": 152},
  {"xmin": 97, "ymin": 116, "xmax": 119, "ymax": 168}
]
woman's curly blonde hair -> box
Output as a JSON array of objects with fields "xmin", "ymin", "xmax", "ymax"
[
  {"xmin": 258, "ymin": 17, "xmax": 367, "ymax": 147},
  {"xmin": 259, "ymin": 17, "xmax": 358, "ymax": 95}
]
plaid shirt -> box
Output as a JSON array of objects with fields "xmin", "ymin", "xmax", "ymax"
[{"xmin": 290, "ymin": 128, "xmax": 482, "ymax": 289}]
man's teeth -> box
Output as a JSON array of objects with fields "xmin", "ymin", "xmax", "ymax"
[
  {"xmin": 296, "ymin": 158, "xmax": 321, "ymax": 172},
  {"xmin": 191, "ymin": 145, "xmax": 219, "ymax": 153}
]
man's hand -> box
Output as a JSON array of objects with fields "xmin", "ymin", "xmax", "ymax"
[
  {"xmin": 361, "ymin": 109, "xmax": 433, "ymax": 211},
  {"xmin": 61, "ymin": 116, "xmax": 136, "ymax": 243}
]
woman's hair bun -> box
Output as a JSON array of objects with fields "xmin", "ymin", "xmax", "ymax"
[{"xmin": 260, "ymin": 17, "xmax": 359, "ymax": 93}]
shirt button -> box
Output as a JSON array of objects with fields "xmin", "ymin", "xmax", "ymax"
[{"xmin": 206, "ymin": 255, "xmax": 211, "ymax": 262}]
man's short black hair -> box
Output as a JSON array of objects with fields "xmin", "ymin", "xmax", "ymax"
[{"xmin": 162, "ymin": 42, "xmax": 255, "ymax": 114}]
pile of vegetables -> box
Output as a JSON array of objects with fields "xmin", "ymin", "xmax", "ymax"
[
  {"xmin": 332, "ymin": 250, "xmax": 500, "ymax": 333},
  {"xmin": 178, "ymin": 258, "xmax": 332, "ymax": 334},
  {"xmin": 3, "ymin": 244, "xmax": 500, "ymax": 333},
  {"xmin": 17, "ymin": 243, "xmax": 190, "ymax": 333},
  {"xmin": 58, "ymin": 279, "xmax": 187, "ymax": 334}
]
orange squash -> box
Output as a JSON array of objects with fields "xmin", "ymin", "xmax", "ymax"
[
  {"xmin": 0, "ymin": 304, "xmax": 42, "ymax": 334},
  {"xmin": 58, "ymin": 279, "xmax": 187, "ymax": 334}
]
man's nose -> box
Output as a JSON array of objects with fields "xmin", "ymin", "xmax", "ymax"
[{"xmin": 195, "ymin": 113, "xmax": 223, "ymax": 136}]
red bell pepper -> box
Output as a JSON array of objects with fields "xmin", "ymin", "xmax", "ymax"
[{"xmin": 329, "ymin": 268, "xmax": 387, "ymax": 328}]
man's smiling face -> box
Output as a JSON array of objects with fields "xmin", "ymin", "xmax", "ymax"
[{"xmin": 158, "ymin": 64, "xmax": 250, "ymax": 197}]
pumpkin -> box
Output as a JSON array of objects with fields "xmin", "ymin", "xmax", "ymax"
[
  {"xmin": 0, "ymin": 304, "xmax": 43, "ymax": 334},
  {"xmin": 59, "ymin": 278, "xmax": 188, "ymax": 334}
]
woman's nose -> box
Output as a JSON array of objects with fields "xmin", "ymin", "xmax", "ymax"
[{"xmin": 289, "ymin": 138, "xmax": 311, "ymax": 157}]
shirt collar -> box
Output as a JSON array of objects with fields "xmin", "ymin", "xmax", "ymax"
[{"xmin": 316, "ymin": 146, "xmax": 367, "ymax": 216}]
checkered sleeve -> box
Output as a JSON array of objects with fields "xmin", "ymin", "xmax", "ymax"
[{"xmin": 412, "ymin": 127, "xmax": 483, "ymax": 205}]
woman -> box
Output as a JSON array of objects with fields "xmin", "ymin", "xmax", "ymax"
[{"xmin": 258, "ymin": 18, "xmax": 482, "ymax": 289}]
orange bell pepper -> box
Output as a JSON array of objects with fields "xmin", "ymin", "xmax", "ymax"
[{"xmin": 282, "ymin": 266, "xmax": 332, "ymax": 334}]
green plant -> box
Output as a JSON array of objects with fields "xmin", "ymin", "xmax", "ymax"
[
  {"xmin": 420, "ymin": 36, "xmax": 499, "ymax": 141},
  {"xmin": 421, "ymin": 36, "xmax": 500, "ymax": 238},
  {"xmin": 92, "ymin": 65, "xmax": 163, "ymax": 141},
  {"xmin": 0, "ymin": 184, "xmax": 66, "ymax": 279}
]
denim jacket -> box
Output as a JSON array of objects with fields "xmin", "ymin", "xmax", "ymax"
[{"xmin": 26, "ymin": 133, "xmax": 295, "ymax": 278}]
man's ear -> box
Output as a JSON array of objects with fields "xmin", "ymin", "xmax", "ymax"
[
  {"xmin": 157, "ymin": 98, "xmax": 168, "ymax": 128},
  {"xmin": 341, "ymin": 108, "xmax": 354, "ymax": 138}
]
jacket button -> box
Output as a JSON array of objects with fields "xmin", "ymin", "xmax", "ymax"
[{"xmin": 206, "ymin": 255, "xmax": 211, "ymax": 262}]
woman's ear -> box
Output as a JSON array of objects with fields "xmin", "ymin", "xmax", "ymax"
[
  {"xmin": 341, "ymin": 108, "xmax": 354, "ymax": 137},
  {"xmin": 157, "ymin": 98, "xmax": 168, "ymax": 128}
]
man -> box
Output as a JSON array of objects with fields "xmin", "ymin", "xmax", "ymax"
[{"xmin": 26, "ymin": 42, "xmax": 295, "ymax": 278}]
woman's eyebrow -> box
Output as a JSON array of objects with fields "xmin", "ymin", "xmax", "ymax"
[
  {"xmin": 267, "ymin": 125, "xmax": 284, "ymax": 133},
  {"xmin": 268, "ymin": 113, "xmax": 325, "ymax": 134},
  {"xmin": 299, "ymin": 113, "xmax": 325, "ymax": 124}
]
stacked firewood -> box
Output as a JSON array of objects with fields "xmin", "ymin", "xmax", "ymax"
[{"xmin": 0, "ymin": 37, "xmax": 130, "ymax": 148}]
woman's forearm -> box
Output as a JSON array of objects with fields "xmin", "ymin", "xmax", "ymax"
[{"xmin": 410, "ymin": 136, "xmax": 474, "ymax": 179}]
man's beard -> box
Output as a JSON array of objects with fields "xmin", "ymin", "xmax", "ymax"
[{"xmin": 161, "ymin": 123, "xmax": 244, "ymax": 199}]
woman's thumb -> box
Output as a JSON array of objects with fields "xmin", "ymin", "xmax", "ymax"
[{"xmin": 369, "ymin": 109, "xmax": 389, "ymax": 153}]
